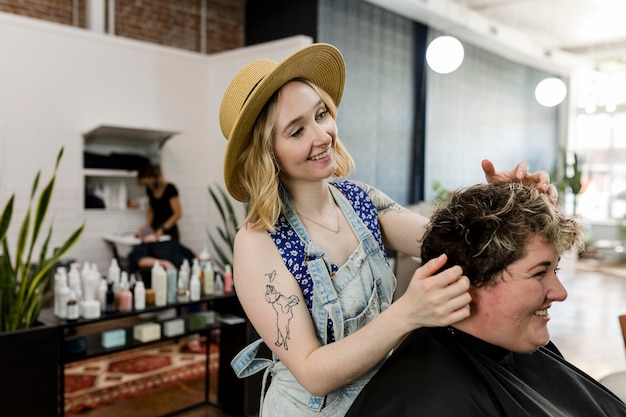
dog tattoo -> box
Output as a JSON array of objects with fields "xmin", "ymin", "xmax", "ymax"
[{"xmin": 265, "ymin": 284, "xmax": 299, "ymax": 350}]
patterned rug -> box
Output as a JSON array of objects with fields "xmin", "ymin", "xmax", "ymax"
[{"xmin": 64, "ymin": 338, "xmax": 218, "ymax": 416}]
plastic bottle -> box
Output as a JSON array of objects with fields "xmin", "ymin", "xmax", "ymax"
[
  {"xmin": 214, "ymin": 274, "xmax": 224, "ymax": 296},
  {"xmin": 68, "ymin": 263, "xmax": 83, "ymax": 302},
  {"xmin": 190, "ymin": 272, "xmax": 201, "ymax": 301},
  {"xmin": 118, "ymin": 272, "xmax": 133, "ymax": 312},
  {"xmin": 115, "ymin": 271, "xmax": 129, "ymax": 310},
  {"xmin": 81, "ymin": 261, "xmax": 91, "ymax": 282},
  {"xmin": 198, "ymin": 247, "xmax": 210, "ymax": 270},
  {"xmin": 56, "ymin": 277, "xmax": 71, "ymax": 319},
  {"xmin": 105, "ymin": 282, "xmax": 116, "ymax": 313},
  {"xmin": 166, "ymin": 265, "xmax": 177, "ymax": 304},
  {"xmin": 108, "ymin": 258, "xmax": 121, "ymax": 288},
  {"xmin": 153, "ymin": 262, "xmax": 167, "ymax": 307},
  {"xmin": 179, "ymin": 259, "xmax": 190, "ymax": 290},
  {"xmin": 98, "ymin": 278, "xmax": 108, "ymax": 312},
  {"xmin": 66, "ymin": 290, "xmax": 79, "ymax": 320},
  {"xmin": 203, "ymin": 258, "xmax": 215, "ymax": 296},
  {"xmin": 134, "ymin": 280, "xmax": 146, "ymax": 310},
  {"xmin": 54, "ymin": 266, "xmax": 68, "ymax": 317},
  {"xmin": 224, "ymin": 264, "xmax": 233, "ymax": 293},
  {"xmin": 82, "ymin": 265, "xmax": 99, "ymax": 302},
  {"xmin": 192, "ymin": 258, "xmax": 201, "ymax": 279},
  {"xmin": 177, "ymin": 273, "xmax": 190, "ymax": 303}
]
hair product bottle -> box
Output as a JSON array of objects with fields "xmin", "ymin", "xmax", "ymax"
[
  {"xmin": 190, "ymin": 272, "xmax": 201, "ymax": 301},
  {"xmin": 134, "ymin": 280, "xmax": 146, "ymax": 310},
  {"xmin": 166, "ymin": 266, "xmax": 177, "ymax": 304},
  {"xmin": 118, "ymin": 273, "xmax": 133, "ymax": 312},
  {"xmin": 66, "ymin": 290, "xmax": 79, "ymax": 320},
  {"xmin": 105, "ymin": 282, "xmax": 116, "ymax": 313},
  {"xmin": 203, "ymin": 258, "xmax": 215, "ymax": 296},
  {"xmin": 153, "ymin": 262, "xmax": 167, "ymax": 307},
  {"xmin": 224, "ymin": 264, "xmax": 233, "ymax": 293}
]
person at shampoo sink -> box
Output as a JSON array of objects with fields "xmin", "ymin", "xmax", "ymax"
[
  {"xmin": 346, "ymin": 183, "xmax": 626, "ymax": 417},
  {"xmin": 218, "ymin": 42, "xmax": 557, "ymax": 416}
]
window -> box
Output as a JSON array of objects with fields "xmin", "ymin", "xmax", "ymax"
[{"xmin": 574, "ymin": 111, "xmax": 626, "ymax": 222}]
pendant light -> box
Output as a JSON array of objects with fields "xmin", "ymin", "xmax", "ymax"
[
  {"xmin": 535, "ymin": 77, "xmax": 567, "ymax": 107},
  {"xmin": 426, "ymin": 35, "xmax": 465, "ymax": 74}
]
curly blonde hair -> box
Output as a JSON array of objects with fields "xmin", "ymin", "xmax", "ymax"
[
  {"xmin": 421, "ymin": 183, "xmax": 584, "ymax": 287},
  {"xmin": 238, "ymin": 79, "xmax": 355, "ymax": 231}
]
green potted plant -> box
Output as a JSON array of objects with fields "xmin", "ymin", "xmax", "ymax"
[
  {"xmin": 207, "ymin": 183, "xmax": 242, "ymax": 271},
  {"xmin": 0, "ymin": 147, "xmax": 84, "ymax": 331},
  {"xmin": 554, "ymin": 147, "xmax": 582, "ymax": 214},
  {"xmin": 0, "ymin": 147, "xmax": 84, "ymax": 416}
]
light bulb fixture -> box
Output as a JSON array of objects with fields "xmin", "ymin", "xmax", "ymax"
[
  {"xmin": 535, "ymin": 77, "xmax": 567, "ymax": 107},
  {"xmin": 426, "ymin": 36, "xmax": 464, "ymax": 74}
]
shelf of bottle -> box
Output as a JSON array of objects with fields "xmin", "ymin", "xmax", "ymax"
[{"xmin": 38, "ymin": 293, "xmax": 237, "ymax": 328}]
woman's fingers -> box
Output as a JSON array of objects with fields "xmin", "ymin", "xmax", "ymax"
[{"xmin": 405, "ymin": 256, "xmax": 471, "ymax": 327}]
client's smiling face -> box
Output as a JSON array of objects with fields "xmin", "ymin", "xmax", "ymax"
[{"xmin": 467, "ymin": 234, "xmax": 567, "ymax": 353}]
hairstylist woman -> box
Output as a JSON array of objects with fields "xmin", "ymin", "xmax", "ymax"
[
  {"xmin": 136, "ymin": 164, "xmax": 182, "ymax": 242},
  {"xmin": 219, "ymin": 43, "xmax": 556, "ymax": 416}
]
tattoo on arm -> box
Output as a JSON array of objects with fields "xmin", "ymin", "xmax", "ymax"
[
  {"xmin": 357, "ymin": 182, "xmax": 403, "ymax": 214},
  {"xmin": 264, "ymin": 270, "xmax": 299, "ymax": 350}
]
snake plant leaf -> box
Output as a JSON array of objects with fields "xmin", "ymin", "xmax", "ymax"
[
  {"xmin": 207, "ymin": 183, "xmax": 242, "ymax": 270},
  {"xmin": 29, "ymin": 170, "xmax": 40, "ymax": 201},
  {"xmin": 0, "ymin": 243, "xmax": 15, "ymax": 329},
  {"xmin": 0, "ymin": 194, "xmax": 14, "ymax": 243},
  {"xmin": 209, "ymin": 186, "xmax": 227, "ymax": 224},
  {"xmin": 217, "ymin": 185, "xmax": 239, "ymax": 237},
  {"xmin": 28, "ymin": 163, "xmax": 57, "ymax": 269},
  {"xmin": 208, "ymin": 233, "xmax": 230, "ymax": 270},
  {"xmin": 17, "ymin": 223, "xmax": 84, "ymax": 329},
  {"xmin": 14, "ymin": 203, "xmax": 32, "ymax": 282}
]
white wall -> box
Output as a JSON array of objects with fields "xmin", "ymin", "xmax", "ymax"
[{"xmin": 0, "ymin": 12, "xmax": 310, "ymax": 273}]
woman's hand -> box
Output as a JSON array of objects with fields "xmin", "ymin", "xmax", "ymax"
[
  {"xmin": 482, "ymin": 159, "xmax": 558, "ymax": 203},
  {"xmin": 398, "ymin": 254, "xmax": 471, "ymax": 329}
]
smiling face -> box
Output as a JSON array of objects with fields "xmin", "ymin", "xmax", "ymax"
[
  {"xmin": 271, "ymin": 80, "xmax": 338, "ymax": 189},
  {"xmin": 459, "ymin": 234, "xmax": 568, "ymax": 353}
]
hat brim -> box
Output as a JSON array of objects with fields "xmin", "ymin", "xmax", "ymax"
[{"xmin": 223, "ymin": 43, "xmax": 345, "ymax": 202}]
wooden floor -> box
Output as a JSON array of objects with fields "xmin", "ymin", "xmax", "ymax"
[
  {"xmin": 550, "ymin": 257, "xmax": 626, "ymax": 381},
  {"xmin": 84, "ymin": 258, "xmax": 626, "ymax": 417}
]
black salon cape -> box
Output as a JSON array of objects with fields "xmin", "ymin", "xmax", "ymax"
[{"xmin": 346, "ymin": 327, "xmax": 626, "ymax": 417}]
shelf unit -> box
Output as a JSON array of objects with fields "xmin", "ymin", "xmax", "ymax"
[
  {"xmin": 83, "ymin": 168, "xmax": 139, "ymax": 178},
  {"xmin": 39, "ymin": 293, "xmax": 250, "ymax": 417},
  {"xmin": 83, "ymin": 125, "xmax": 179, "ymax": 211},
  {"xmin": 84, "ymin": 125, "xmax": 179, "ymax": 149}
]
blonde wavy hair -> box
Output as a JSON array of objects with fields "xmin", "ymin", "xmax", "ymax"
[{"xmin": 238, "ymin": 79, "xmax": 355, "ymax": 231}]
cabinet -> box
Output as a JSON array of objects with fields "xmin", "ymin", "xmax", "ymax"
[
  {"xmin": 38, "ymin": 293, "xmax": 250, "ymax": 417},
  {"xmin": 83, "ymin": 125, "xmax": 179, "ymax": 211}
]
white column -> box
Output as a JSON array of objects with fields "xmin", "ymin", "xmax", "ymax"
[{"xmin": 86, "ymin": 0, "xmax": 106, "ymax": 33}]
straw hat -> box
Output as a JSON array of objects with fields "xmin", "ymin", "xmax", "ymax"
[{"xmin": 219, "ymin": 43, "xmax": 346, "ymax": 202}]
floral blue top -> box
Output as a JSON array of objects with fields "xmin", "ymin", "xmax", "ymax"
[{"xmin": 269, "ymin": 180, "xmax": 387, "ymax": 341}]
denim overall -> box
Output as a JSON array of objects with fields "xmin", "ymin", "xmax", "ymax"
[{"xmin": 231, "ymin": 182, "xmax": 396, "ymax": 416}]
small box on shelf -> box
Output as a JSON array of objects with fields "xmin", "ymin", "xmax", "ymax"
[
  {"xmin": 186, "ymin": 313, "xmax": 207, "ymax": 331},
  {"xmin": 133, "ymin": 322, "xmax": 161, "ymax": 342},
  {"xmin": 162, "ymin": 318, "xmax": 185, "ymax": 337},
  {"xmin": 102, "ymin": 329, "xmax": 127, "ymax": 349}
]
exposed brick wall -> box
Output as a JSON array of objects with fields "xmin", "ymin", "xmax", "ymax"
[
  {"xmin": 205, "ymin": 0, "xmax": 244, "ymax": 54},
  {"xmin": 0, "ymin": 0, "xmax": 244, "ymax": 54},
  {"xmin": 0, "ymin": 0, "xmax": 86, "ymax": 27}
]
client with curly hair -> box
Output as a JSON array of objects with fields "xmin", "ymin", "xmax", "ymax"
[{"xmin": 347, "ymin": 183, "xmax": 626, "ymax": 417}]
